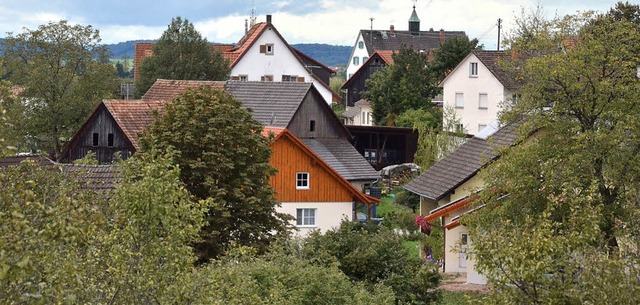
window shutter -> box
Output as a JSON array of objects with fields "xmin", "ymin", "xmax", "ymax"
[
  {"xmin": 297, "ymin": 76, "xmax": 305, "ymax": 82},
  {"xmin": 261, "ymin": 75, "xmax": 265, "ymax": 81},
  {"xmin": 260, "ymin": 45, "xmax": 266, "ymax": 53}
]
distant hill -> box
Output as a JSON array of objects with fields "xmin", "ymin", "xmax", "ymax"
[{"xmin": 104, "ymin": 40, "xmax": 350, "ymax": 67}]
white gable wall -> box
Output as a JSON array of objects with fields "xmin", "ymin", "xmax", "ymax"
[
  {"xmin": 442, "ymin": 54, "xmax": 508, "ymax": 135},
  {"xmin": 346, "ymin": 32, "xmax": 370, "ymax": 79},
  {"xmin": 231, "ymin": 26, "xmax": 334, "ymax": 104},
  {"xmin": 277, "ymin": 201, "xmax": 352, "ymax": 237}
]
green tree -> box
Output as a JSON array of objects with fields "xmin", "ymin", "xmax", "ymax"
[
  {"xmin": 302, "ymin": 221, "xmax": 441, "ymax": 304},
  {"xmin": 135, "ymin": 17, "xmax": 230, "ymax": 98},
  {"xmin": 1, "ymin": 20, "xmax": 118, "ymax": 159},
  {"xmin": 430, "ymin": 36, "xmax": 480, "ymax": 80},
  {"xmin": 363, "ymin": 47, "xmax": 441, "ymax": 126},
  {"xmin": 140, "ymin": 86, "xmax": 292, "ymax": 262},
  {"xmin": 467, "ymin": 9, "xmax": 640, "ymax": 304},
  {"xmin": 413, "ymin": 106, "xmax": 465, "ymax": 171}
]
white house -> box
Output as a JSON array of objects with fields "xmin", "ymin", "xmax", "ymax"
[
  {"xmin": 404, "ymin": 123, "xmax": 520, "ymax": 284},
  {"xmin": 134, "ymin": 15, "xmax": 341, "ymax": 105},
  {"xmin": 342, "ymin": 99, "xmax": 373, "ymax": 126},
  {"xmin": 441, "ymin": 50, "xmax": 522, "ymax": 135}
]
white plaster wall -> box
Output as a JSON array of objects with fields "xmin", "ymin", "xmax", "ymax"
[
  {"xmin": 449, "ymin": 174, "xmax": 484, "ymax": 202},
  {"xmin": 466, "ymin": 235, "xmax": 487, "ymax": 284},
  {"xmin": 442, "ymin": 54, "xmax": 506, "ymax": 135},
  {"xmin": 444, "ymin": 221, "xmax": 468, "ymax": 273},
  {"xmin": 277, "ymin": 201, "xmax": 352, "ymax": 237},
  {"xmin": 346, "ymin": 32, "xmax": 369, "ymax": 79},
  {"xmin": 231, "ymin": 26, "xmax": 333, "ymax": 104},
  {"xmin": 349, "ymin": 103, "xmax": 373, "ymax": 126}
]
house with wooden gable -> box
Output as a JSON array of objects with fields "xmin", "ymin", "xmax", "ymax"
[
  {"xmin": 345, "ymin": 5, "xmax": 466, "ymax": 81},
  {"xmin": 61, "ymin": 80, "xmax": 379, "ymax": 191},
  {"xmin": 134, "ymin": 15, "xmax": 340, "ymax": 104},
  {"xmin": 341, "ymin": 51, "xmax": 395, "ymax": 109},
  {"xmin": 403, "ymin": 123, "xmax": 520, "ymax": 284},
  {"xmin": 265, "ymin": 127, "xmax": 379, "ymax": 235},
  {"xmin": 441, "ymin": 50, "xmax": 523, "ymax": 135}
]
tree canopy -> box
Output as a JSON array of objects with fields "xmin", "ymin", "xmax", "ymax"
[
  {"xmin": 140, "ymin": 86, "xmax": 292, "ymax": 262},
  {"xmin": 429, "ymin": 36, "xmax": 480, "ymax": 80},
  {"xmin": 1, "ymin": 20, "xmax": 118, "ymax": 159},
  {"xmin": 363, "ymin": 47, "xmax": 441, "ymax": 127},
  {"xmin": 467, "ymin": 6, "xmax": 640, "ymax": 304},
  {"xmin": 135, "ymin": 17, "xmax": 230, "ymax": 97}
]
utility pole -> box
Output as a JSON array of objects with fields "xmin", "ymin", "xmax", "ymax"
[{"xmin": 497, "ymin": 18, "xmax": 502, "ymax": 51}]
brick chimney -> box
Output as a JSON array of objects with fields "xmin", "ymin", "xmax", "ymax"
[
  {"xmin": 390, "ymin": 24, "xmax": 395, "ymax": 36},
  {"xmin": 511, "ymin": 48, "xmax": 519, "ymax": 61},
  {"xmin": 439, "ymin": 29, "xmax": 445, "ymax": 44},
  {"xmin": 266, "ymin": 14, "xmax": 272, "ymax": 24}
]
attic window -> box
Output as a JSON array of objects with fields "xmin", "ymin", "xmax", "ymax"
[
  {"xmin": 239, "ymin": 75, "xmax": 248, "ymax": 81},
  {"xmin": 260, "ymin": 43, "xmax": 274, "ymax": 55},
  {"xmin": 310, "ymin": 120, "xmax": 316, "ymax": 132},
  {"xmin": 358, "ymin": 41, "xmax": 364, "ymax": 49},
  {"xmin": 282, "ymin": 75, "xmax": 298, "ymax": 82},
  {"xmin": 108, "ymin": 134, "xmax": 114, "ymax": 147},
  {"xmin": 470, "ymin": 62, "xmax": 478, "ymax": 77},
  {"xmin": 92, "ymin": 133, "xmax": 99, "ymax": 147},
  {"xmin": 261, "ymin": 75, "xmax": 274, "ymax": 82}
]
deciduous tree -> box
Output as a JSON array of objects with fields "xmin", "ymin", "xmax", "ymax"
[
  {"xmin": 140, "ymin": 86, "xmax": 292, "ymax": 262},
  {"xmin": 1, "ymin": 20, "xmax": 118, "ymax": 159},
  {"xmin": 430, "ymin": 36, "xmax": 480, "ymax": 80},
  {"xmin": 467, "ymin": 8, "xmax": 640, "ymax": 304},
  {"xmin": 363, "ymin": 47, "xmax": 441, "ymax": 126},
  {"xmin": 135, "ymin": 17, "xmax": 230, "ymax": 97}
]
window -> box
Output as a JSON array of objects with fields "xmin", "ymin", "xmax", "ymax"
[
  {"xmin": 261, "ymin": 75, "xmax": 274, "ymax": 82},
  {"xmin": 259, "ymin": 43, "xmax": 274, "ymax": 55},
  {"xmin": 361, "ymin": 112, "xmax": 365, "ymax": 124},
  {"xmin": 358, "ymin": 41, "xmax": 364, "ymax": 49},
  {"xmin": 282, "ymin": 75, "xmax": 301, "ymax": 82},
  {"xmin": 92, "ymin": 133, "xmax": 99, "ymax": 147},
  {"xmin": 296, "ymin": 208, "xmax": 316, "ymax": 226},
  {"xmin": 239, "ymin": 75, "xmax": 248, "ymax": 81},
  {"xmin": 478, "ymin": 124, "xmax": 487, "ymax": 132},
  {"xmin": 363, "ymin": 56, "xmax": 369, "ymax": 63},
  {"xmin": 352, "ymin": 56, "xmax": 359, "ymax": 65},
  {"xmin": 107, "ymin": 133, "xmax": 114, "ymax": 147},
  {"xmin": 309, "ymin": 120, "xmax": 315, "ymax": 132},
  {"xmin": 478, "ymin": 93, "xmax": 488, "ymax": 109},
  {"xmin": 296, "ymin": 172, "xmax": 309, "ymax": 190},
  {"xmin": 455, "ymin": 92, "xmax": 464, "ymax": 108},
  {"xmin": 470, "ymin": 62, "xmax": 478, "ymax": 77},
  {"xmin": 366, "ymin": 112, "xmax": 370, "ymax": 125},
  {"xmin": 456, "ymin": 124, "xmax": 465, "ymax": 134}
]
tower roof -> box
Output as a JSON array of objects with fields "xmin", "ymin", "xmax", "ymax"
[{"xmin": 409, "ymin": 5, "xmax": 420, "ymax": 22}]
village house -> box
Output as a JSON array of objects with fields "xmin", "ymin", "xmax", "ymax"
[
  {"xmin": 265, "ymin": 127, "xmax": 379, "ymax": 235},
  {"xmin": 341, "ymin": 51, "xmax": 395, "ymax": 109},
  {"xmin": 60, "ymin": 80, "xmax": 379, "ymax": 191},
  {"xmin": 134, "ymin": 15, "xmax": 341, "ymax": 104},
  {"xmin": 403, "ymin": 122, "xmax": 520, "ymax": 285},
  {"xmin": 344, "ymin": 4, "xmax": 466, "ymax": 91},
  {"xmin": 441, "ymin": 50, "xmax": 523, "ymax": 135}
]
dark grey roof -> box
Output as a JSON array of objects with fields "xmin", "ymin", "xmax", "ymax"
[
  {"xmin": 361, "ymin": 29, "xmax": 467, "ymax": 56},
  {"xmin": 342, "ymin": 105, "xmax": 361, "ymax": 118},
  {"xmin": 225, "ymin": 81, "xmax": 313, "ymax": 127},
  {"xmin": 0, "ymin": 156, "xmax": 120, "ymax": 195},
  {"xmin": 404, "ymin": 123, "xmax": 520, "ymax": 200},
  {"xmin": 472, "ymin": 50, "xmax": 525, "ymax": 90},
  {"xmin": 301, "ymin": 138, "xmax": 379, "ymax": 182}
]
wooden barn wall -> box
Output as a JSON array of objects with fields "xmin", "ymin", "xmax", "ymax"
[
  {"xmin": 270, "ymin": 136, "xmax": 353, "ymax": 203},
  {"xmin": 345, "ymin": 59, "xmax": 386, "ymax": 107},
  {"xmin": 287, "ymin": 92, "xmax": 345, "ymax": 139},
  {"xmin": 68, "ymin": 107, "xmax": 132, "ymax": 164}
]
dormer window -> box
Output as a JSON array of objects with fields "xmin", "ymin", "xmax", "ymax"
[{"xmin": 470, "ymin": 62, "xmax": 478, "ymax": 77}]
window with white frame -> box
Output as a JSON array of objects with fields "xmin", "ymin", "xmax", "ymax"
[
  {"xmin": 455, "ymin": 92, "xmax": 464, "ymax": 108},
  {"xmin": 266, "ymin": 44, "xmax": 274, "ymax": 55},
  {"xmin": 478, "ymin": 93, "xmax": 488, "ymax": 109},
  {"xmin": 296, "ymin": 208, "xmax": 316, "ymax": 226},
  {"xmin": 363, "ymin": 56, "xmax": 369, "ymax": 63},
  {"xmin": 353, "ymin": 57, "xmax": 359, "ymax": 65},
  {"xmin": 470, "ymin": 62, "xmax": 478, "ymax": 77},
  {"xmin": 361, "ymin": 112, "xmax": 365, "ymax": 124},
  {"xmin": 239, "ymin": 75, "xmax": 248, "ymax": 81},
  {"xmin": 296, "ymin": 172, "xmax": 309, "ymax": 190}
]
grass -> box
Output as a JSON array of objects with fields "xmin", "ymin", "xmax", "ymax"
[
  {"xmin": 376, "ymin": 193, "xmax": 408, "ymax": 218},
  {"xmin": 440, "ymin": 291, "xmax": 484, "ymax": 305}
]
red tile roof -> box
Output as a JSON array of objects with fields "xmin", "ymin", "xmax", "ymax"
[
  {"xmin": 141, "ymin": 79, "xmax": 225, "ymax": 101},
  {"xmin": 102, "ymin": 99, "xmax": 167, "ymax": 150},
  {"xmin": 375, "ymin": 50, "xmax": 396, "ymax": 65}
]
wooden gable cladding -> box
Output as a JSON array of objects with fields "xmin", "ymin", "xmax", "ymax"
[{"xmin": 268, "ymin": 129, "xmax": 378, "ymax": 205}]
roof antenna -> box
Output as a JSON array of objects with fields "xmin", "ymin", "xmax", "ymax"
[
  {"xmin": 250, "ymin": 0, "xmax": 257, "ymax": 28},
  {"xmin": 369, "ymin": 17, "xmax": 374, "ymax": 49}
]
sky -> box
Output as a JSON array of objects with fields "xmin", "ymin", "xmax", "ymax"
[{"xmin": 0, "ymin": 0, "xmax": 625, "ymax": 50}]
